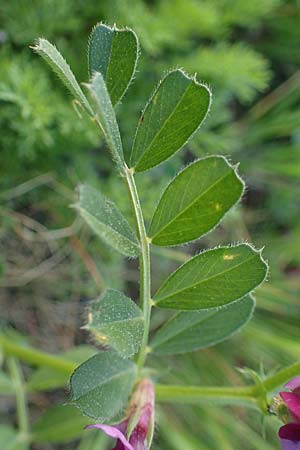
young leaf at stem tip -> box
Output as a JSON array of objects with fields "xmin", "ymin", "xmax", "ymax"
[
  {"xmin": 86, "ymin": 72, "xmax": 124, "ymax": 167},
  {"xmin": 74, "ymin": 184, "xmax": 139, "ymax": 258},
  {"xmin": 70, "ymin": 351, "xmax": 137, "ymax": 421},
  {"xmin": 149, "ymin": 156, "xmax": 244, "ymax": 246},
  {"xmin": 154, "ymin": 244, "xmax": 268, "ymax": 310},
  {"xmin": 84, "ymin": 289, "xmax": 144, "ymax": 358},
  {"xmin": 151, "ymin": 295, "xmax": 255, "ymax": 355},
  {"xmin": 32, "ymin": 38, "xmax": 93, "ymax": 116},
  {"xmin": 88, "ymin": 23, "xmax": 139, "ymax": 106},
  {"xmin": 130, "ymin": 69, "xmax": 211, "ymax": 172}
]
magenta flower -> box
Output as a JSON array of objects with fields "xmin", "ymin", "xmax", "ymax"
[
  {"xmin": 86, "ymin": 378, "xmax": 155, "ymax": 450},
  {"xmin": 278, "ymin": 377, "xmax": 300, "ymax": 450}
]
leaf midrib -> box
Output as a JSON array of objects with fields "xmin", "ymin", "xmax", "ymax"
[
  {"xmin": 132, "ymin": 72, "xmax": 192, "ymax": 167},
  {"xmin": 155, "ymin": 250, "xmax": 261, "ymax": 302},
  {"xmin": 103, "ymin": 28, "xmax": 114, "ymax": 80},
  {"xmin": 150, "ymin": 164, "xmax": 235, "ymax": 239},
  {"xmin": 107, "ymin": 31, "xmax": 136, "ymax": 101}
]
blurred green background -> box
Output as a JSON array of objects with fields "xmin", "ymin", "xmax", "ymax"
[{"xmin": 0, "ymin": 0, "xmax": 299, "ymax": 449}]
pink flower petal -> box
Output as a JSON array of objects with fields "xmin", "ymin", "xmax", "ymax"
[
  {"xmin": 128, "ymin": 405, "xmax": 152, "ymax": 450},
  {"xmin": 86, "ymin": 424, "xmax": 135, "ymax": 450},
  {"xmin": 279, "ymin": 424, "xmax": 300, "ymax": 449},
  {"xmin": 285, "ymin": 378, "xmax": 300, "ymax": 392},
  {"xmin": 280, "ymin": 393, "xmax": 300, "ymax": 422}
]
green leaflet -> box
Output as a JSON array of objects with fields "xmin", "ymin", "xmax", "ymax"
[
  {"xmin": 151, "ymin": 295, "xmax": 255, "ymax": 355},
  {"xmin": 88, "ymin": 23, "xmax": 139, "ymax": 105},
  {"xmin": 32, "ymin": 405, "xmax": 90, "ymax": 443},
  {"xmin": 149, "ymin": 156, "xmax": 244, "ymax": 246},
  {"xmin": 32, "ymin": 39, "xmax": 93, "ymax": 116},
  {"xmin": 84, "ymin": 289, "xmax": 144, "ymax": 358},
  {"xmin": 87, "ymin": 72, "xmax": 124, "ymax": 166},
  {"xmin": 75, "ymin": 184, "xmax": 139, "ymax": 257},
  {"xmin": 154, "ymin": 244, "xmax": 267, "ymax": 310},
  {"xmin": 70, "ymin": 351, "xmax": 136, "ymax": 420},
  {"xmin": 130, "ymin": 69, "xmax": 211, "ymax": 172}
]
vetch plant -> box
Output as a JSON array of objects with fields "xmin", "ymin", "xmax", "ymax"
[
  {"xmin": 21, "ymin": 21, "xmax": 300, "ymax": 449},
  {"xmin": 32, "ymin": 22, "xmax": 266, "ymax": 448}
]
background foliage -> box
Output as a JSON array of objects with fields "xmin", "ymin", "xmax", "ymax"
[{"xmin": 0, "ymin": 0, "xmax": 299, "ymax": 449}]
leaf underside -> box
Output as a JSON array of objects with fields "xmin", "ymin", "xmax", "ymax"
[
  {"xmin": 87, "ymin": 72, "xmax": 124, "ymax": 165},
  {"xmin": 70, "ymin": 351, "xmax": 136, "ymax": 421},
  {"xmin": 151, "ymin": 295, "xmax": 255, "ymax": 355},
  {"xmin": 75, "ymin": 184, "xmax": 139, "ymax": 257},
  {"xmin": 154, "ymin": 244, "xmax": 267, "ymax": 310},
  {"xmin": 149, "ymin": 156, "xmax": 244, "ymax": 246},
  {"xmin": 33, "ymin": 38, "xmax": 93, "ymax": 115},
  {"xmin": 85, "ymin": 289, "xmax": 144, "ymax": 357},
  {"xmin": 130, "ymin": 69, "xmax": 211, "ymax": 172}
]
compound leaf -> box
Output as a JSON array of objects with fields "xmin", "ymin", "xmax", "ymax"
[
  {"xmin": 70, "ymin": 351, "xmax": 136, "ymax": 421},
  {"xmin": 89, "ymin": 23, "xmax": 139, "ymax": 105},
  {"xmin": 84, "ymin": 289, "xmax": 144, "ymax": 358},
  {"xmin": 75, "ymin": 184, "xmax": 139, "ymax": 258},
  {"xmin": 151, "ymin": 295, "xmax": 255, "ymax": 355},
  {"xmin": 149, "ymin": 156, "xmax": 244, "ymax": 246},
  {"xmin": 130, "ymin": 69, "xmax": 211, "ymax": 172},
  {"xmin": 154, "ymin": 244, "xmax": 267, "ymax": 310}
]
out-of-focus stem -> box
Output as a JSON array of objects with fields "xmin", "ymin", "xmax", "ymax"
[
  {"xmin": 155, "ymin": 384, "xmax": 258, "ymax": 408},
  {"xmin": 0, "ymin": 335, "xmax": 76, "ymax": 373},
  {"xmin": 263, "ymin": 361, "xmax": 300, "ymax": 393},
  {"xmin": 2, "ymin": 336, "xmax": 300, "ymax": 409},
  {"xmin": 7, "ymin": 357, "xmax": 30, "ymax": 442}
]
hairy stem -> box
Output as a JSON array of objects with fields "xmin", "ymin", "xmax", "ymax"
[
  {"xmin": 124, "ymin": 166, "xmax": 152, "ymax": 373},
  {"xmin": 93, "ymin": 116, "xmax": 152, "ymax": 374}
]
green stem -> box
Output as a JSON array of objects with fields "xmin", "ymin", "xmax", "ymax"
[
  {"xmin": 7, "ymin": 357, "xmax": 30, "ymax": 441},
  {"xmin": 263, "ymin": 361, "xmax": 300, "ymax": 392},
  {"xmin": 155, "ymin": 361, "xmax": 300, "ymax": 409},
  {"xmin": 155, "ymin": 384, "xmax": 258, "ymax": 408},
  {"xmin": 124, "ymin": 166, "xmax": 151, "ymax": 373},
  {"xmin": 0, "ymin": 335, "xmax": 76, "ymax": 373},
  {"xmin": 2, "ymin": 336, "xmax": 300, "ymax": 408},
  {"xmin": 93, "ymin": 112, "xmax": 152, "ymax": 372}
]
